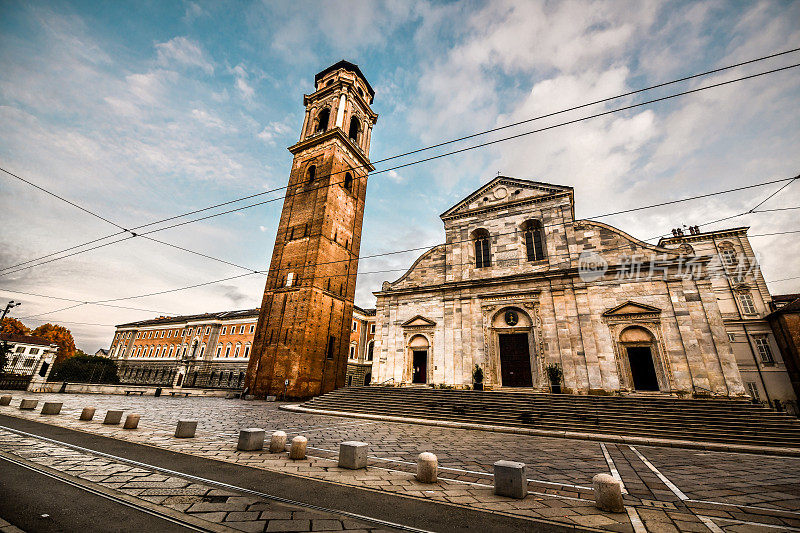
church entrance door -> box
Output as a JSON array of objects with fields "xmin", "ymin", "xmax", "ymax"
[
  {"xmin": 499, "ymin": 333, "xmax": 533, "ymax": 387},
  {"xmin": 627, "ymin": 347, "xmax": 659, "ymax": 391},
  {"xmin": 412, "ymin": 350, "xmax": 427, "ymax": 384}
]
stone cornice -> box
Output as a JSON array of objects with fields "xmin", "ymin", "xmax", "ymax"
[
  {"xmin": 658, "ymin": 227, "xmax": 749, "ymax": 247},
  {"xmin": 288, "ymin": 129, "xmax": 374, "ymax": 171}
]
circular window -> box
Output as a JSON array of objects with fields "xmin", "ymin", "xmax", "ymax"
[
  {"xmin": 505, "ymin": 311, "xmax": 519, "ymax": 326},
  {"xmin": 494, "ymin": 187, "xmax": 508, "ymax": 199}
]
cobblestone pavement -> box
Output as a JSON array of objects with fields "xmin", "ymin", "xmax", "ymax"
[
  {"xmin": 0, "ymin": 427, "xmax": 400, "ymax": 532},
  {"xmin": 2, "ymin": 391, "xmax": 800, "ymax": 532}
]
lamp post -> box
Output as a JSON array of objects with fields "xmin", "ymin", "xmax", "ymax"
[{"xmin": 1, "ymin": 301, "xmax": 21, "ymax": 322}]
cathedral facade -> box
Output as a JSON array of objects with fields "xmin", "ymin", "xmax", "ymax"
[{"xmin": 371, "ymin": 177, "xmax": 795, "ymax": 403}]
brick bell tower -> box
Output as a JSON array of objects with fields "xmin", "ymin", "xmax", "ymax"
[{"xmin": 245, "ymin": 61, "xmax": 378, "ymax": 399}]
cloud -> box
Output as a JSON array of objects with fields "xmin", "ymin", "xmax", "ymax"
[
  {"xmin": 257, "ymin": 120, "xmax": 293, "ymax": 145},
  {"xmin": 231, "ymin": 63, "xmax": 255, "ymax": 100},
  {"xmin": 155, "ymin": 36, "xmax": 214, "ymax": 74}
]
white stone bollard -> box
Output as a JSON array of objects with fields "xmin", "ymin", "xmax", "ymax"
[
  {"xmin": 79, "ymin": 407, "xmax": 96, "ymax": 421},
  {"xmin": 174, "ymin": 420, "xmax": 197, "ymax": 438},
  {"xmin": 0, "ymin": 395, "xmax": 12, "ymax": 406},
  {"xmin": 237, "ymin": 428, "xmax": 265, "ymax": 451},
  {"xmin": 123, "ymin": 414, "xmax": 140, "ymax": 429},
  {"xmin": 494, "ymin": 460, "xmax": 527, "ymax": 499},
  {"xmin": 416, "ymin": 452, "xmax": 438, "ymax": 483},
  {"xmin": 41, "ymin": 402, "xmax": 62, "ymax": 415},
  {"xmin": 592, "ymin": 473, "xmax": 624, "ymax": 512},
  {"xmin": 338, "ymin": 441, "xmax": 368, "ymax": 470},
  {"xmin": 269, "ymin": 431, "xmax": 287, "ymax": 453},
  {"xmin": 19, "ymin": 399, "xmax": 38, "ymax": 410},
  {"xmin": 289, "ymin": 435, "xmax": 307, "ymax": 460},
  {"xmin": 103, "ymin": 410, "xmax": 124, "ymax": 425}
]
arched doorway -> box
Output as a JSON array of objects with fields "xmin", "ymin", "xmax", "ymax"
[
  {"xmin": 408, "ymin": 335, "xmax": 429, "ymax": 384},
  {"xmin": 620, "ymin": 327, "xmax": 659, "ymax": 391},
  {"xmin": 491, "ymin": 307, "xmax": 534, "ymax": 387}
]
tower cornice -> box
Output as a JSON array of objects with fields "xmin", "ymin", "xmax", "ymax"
[{"xmin": 288, "ymin": 128, "xmax": 375, "ymax": 171}]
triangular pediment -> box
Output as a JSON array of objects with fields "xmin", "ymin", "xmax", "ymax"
[
  {"xmin": 440, "ymin": 176, "xmax": 573, "ymax": 220},
  {"xmin": 603, "ymin": 301, "xmax": 662, "ymax": 317},
  {"xmin": 401, "ymin": 315, "xmax": 437, "ymax": 327}
]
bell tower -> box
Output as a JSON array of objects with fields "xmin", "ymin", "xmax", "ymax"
[{"xmin": 245, "ymin": 61, "xmax": 378, "ymax": 399}]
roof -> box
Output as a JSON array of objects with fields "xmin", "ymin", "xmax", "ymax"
[
  {"xmin": 770, "ymin": 297, "xmax": 800, "ymax": 316},
  {"xmin": 353, "ymin": 305, "xmax": 376, "ymax": 317},
  {"xmin": 314, "ymin": 60, "xmax": 375, "ymax": 98},
  {"xmin": 0, "ymin": 333, "xmax": 56, "ymax": 347},
  {"xmin": 439, "ymin": 176, "xmax": 573, "ymax": 220},
  {"xmin": 116, "ymin": 308, "xmax": 260, "ymax": 328},
  {"xmin": 773, "ymin": 293, "xmax": 800, "ymax": 303}
]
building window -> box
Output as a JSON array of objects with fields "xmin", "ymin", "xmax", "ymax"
[
  {"xmin": 344, "ymin": 172, "xmax": 353, "ymax": 191},
  {"xmin": 349, "ymin": 345, "xmax": 356, "ymax": 359},
  {"xmin": 221, "ymin": 326, "xmax": 227, "ymax": 335},
  {"xmin": 727, "ymin": 332, "xmax": 736, "ymax": 342},
  {"xmin": 244, "ymin": 344, "xmax": 251, "ymax": 358},
  {"xmin": 754, "ymin": 336, "xmax": 774, "ymax": 364},
  {"xmin": 225, "ymin": 344, "xmax": 231, "ymax": 358},
  {"xmin": 369, "ymin": 323, "xmax": 375, "ymax": 334},
  {"xmin": 168, "ymin": 345, "xmax": 174, "ymax": 358},
  {"xmin": 326, "ymin": 336, "xmax": 336, "ymax": 360},
  {"xmin": 30, "ymin": 348, "xmax": 40, "ymax": 355},
  {"xmin": 205, "ymin": 327, "xmax": 210, "ymax": 335},
  {"xmin": 199, "ymin": 344, "xmax": 205, "ymax": 358},
  {"xmin": 14, "ymin": 346, "xmax": 25, "ymax": 353},
  {"xmin": 720, "ymin": 246, "xmax": 737, "ymax": 266},
  {"xmin": 746, "ymin": 381, "xmax": 761, "ymax": 401},
  {"xmin": 249, "ymin": 324, "xmax": 254, "ymax": 334},
  {"xmin": 522, "ymin": 220, "xmax": 546, "ymax": 261},
  {"xmin": 473, "ymin": 229, "xmax": 491, "ymax": 268},
  {"xmin": 306, "ymin": 164, "xmax": 316, "ymax": 183},
  {"xmin": 216, "ymin": 345, "xmax": 222, "ymax": 358},
  {"xmin": 234, "ymin": 343, "xmax": 241, "ymax": 358},
  {"xmin": 366, "ymin": 340, "xmax": 374, "ymax": 361},
  {"xmin": 352, "ymin": 320, "xmax": 358, "ymax": 331},
  {"xmin": 286, "ymin": 272, "xmax": 295, "ymax": 287},
  {"xmin": 739, "ymin": 293, "xmax": 756, "ymax": 315},
  {"xmin": 240, "ymin": 325, "xmax": 245, "ymax": 334}
]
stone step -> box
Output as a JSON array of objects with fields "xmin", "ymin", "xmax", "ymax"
[{"xmin": 300, "ymin": 387, "xmax": 800, "ymax": 447}]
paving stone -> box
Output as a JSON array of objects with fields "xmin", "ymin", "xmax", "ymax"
[{"xmin": 266, "ymin": 519, "xmax": 311, "ymax": 532}]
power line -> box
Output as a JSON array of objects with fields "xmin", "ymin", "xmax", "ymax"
[
  {"xmin": 4, "ymin": 48, "xmax": 798, "ymax": 274},
  {"xmin": 0, "ymin": 287, "xmax": 180, "ymax": 315},
  {"xmin": 4, "ymin": 63, "xmax": 798, "ymax": 279}
]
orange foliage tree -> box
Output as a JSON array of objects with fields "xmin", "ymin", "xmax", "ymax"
[
  {"xmin": 31, "ymin": 323, "xmax": 76, "ymax": 363},
  {"xmin": 0, "ymin": 318, "xmax": 30, "ymax": 336}
]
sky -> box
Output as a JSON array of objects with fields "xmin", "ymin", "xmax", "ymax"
[{"xmin": 1, "ymin": 0, "xmax": 799, "ymax": 353}]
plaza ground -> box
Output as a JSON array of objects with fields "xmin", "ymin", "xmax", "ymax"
[{"xmin": 1, "ymin": 391, "xmax": 799, "ymax": 532}]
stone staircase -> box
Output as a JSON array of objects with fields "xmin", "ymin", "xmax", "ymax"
[{"xmin": 298, "ymin": 386, "xmax": 800, "ymax": 449}]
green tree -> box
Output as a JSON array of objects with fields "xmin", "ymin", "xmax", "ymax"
[{"xmin": 48, "ymin": 355, "xmax": 119, "ymax": 384}]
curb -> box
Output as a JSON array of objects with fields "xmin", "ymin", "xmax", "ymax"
[{"xmin": 281, "ymin": 404, "xmax": 800, "ymax": 457}]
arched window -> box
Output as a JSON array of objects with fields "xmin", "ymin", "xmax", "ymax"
[
  {"xmin": 199, "ymin": 343, "xmax": 206, "ymax": 358},
  {"xmin": 348, "ymin": 116, "xmax": 360, "ymax": 143},
  {"xmin": 473, "ymin": 229, "xmax": 491, "ymax": 268},
  {"xmin": 216, "ymin": 345, "xmax": 222, "ymax": 358},
  {"xmin": 306, "ymin": 164, "xmax": 316, "ymax": 183},
  {"xmin": 244, "ymin": 343, "xmax": 251, "ymax": 358},
  {"xmin": 168, "ymin": 345, "xmax": 174, "ymax": 358},
  {"xmin": 719, "ymin": 242, "xmax": 737, "ymax": 266},
  {"xmin": 225, "ymin": 343, "xmax": 231, "ymax": 358},
  {"xmin": 155, "ymin": 346, "xmax": 161, "ymax": 358},
  {"xmin": 366, "ymin": 340, "xmax": 374, "ymax": 361},
  {"xmin": 315, "ymin": 108, "xmax": 330, "ymax": 133},
  {"xmin": 234, "ymin": 343, "xmax": 241, "ymax": 358},
  {"xmin": 522, "ymin": 220, "xmax": 546, "ymax": 261},
  {"xmin": 343, "ymin": 172, "xmax": 353, "ymax": 191}
]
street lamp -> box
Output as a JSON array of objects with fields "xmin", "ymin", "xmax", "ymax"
[{"xmin": 1, "ymin": 301, "xmax": 21, "ymax": 322}]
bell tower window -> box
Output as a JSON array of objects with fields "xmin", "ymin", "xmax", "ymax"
[
  {"xmin": 348, "ymin": 116, "xmax": 360, "ymax": 143},
  {"xmin": 315, "ymin": 108, "xmax": 330, "ymax": 133},
  {"xmin": 344, "ymin": 172, "xmax": 353, "ymax": 191},
  {"xmin": 306, "ymin": 165, "xmax": 316, "ymax": 183}
]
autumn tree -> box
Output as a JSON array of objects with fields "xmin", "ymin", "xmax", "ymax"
[
  {"xmin": 31, "ymin": 323, "xmax": 76, "ymax": 363},
  {"xmin": 0, "ymin": 317, "xmax": 30, "ymax": 336}
]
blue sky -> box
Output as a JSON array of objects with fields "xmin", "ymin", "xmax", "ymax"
[{"xmin": 1, "ymin": 0, "xmax": 799, "ymax": 351}]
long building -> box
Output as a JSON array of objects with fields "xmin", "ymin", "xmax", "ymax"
[{"xmin": 108, "ymin": 306, "xmax": 375, "ymax": 390}]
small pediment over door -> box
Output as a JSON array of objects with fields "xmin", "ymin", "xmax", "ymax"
[
  {"xmin": 603, "ymin": 301, "xmax": 662, "ymax": 317},
  {"xmin": 401, "ymin": 315, "xmax": 437, "ymax": 327}
]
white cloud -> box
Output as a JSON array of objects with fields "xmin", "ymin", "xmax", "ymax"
[
  {"xmin": 155, "ymin": 36, "xmax": 214, "ymax": 75},
  {"xmin": 257, "ymin": 120, "xmax": 293, "ymax": 144}
]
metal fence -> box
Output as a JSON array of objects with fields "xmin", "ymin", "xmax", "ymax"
[{"xmin": 0, "ymin": 351, "xmax": 42, "ymax": 390}]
